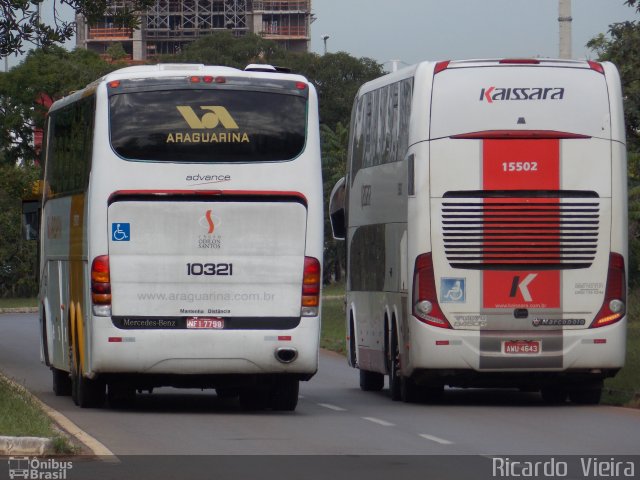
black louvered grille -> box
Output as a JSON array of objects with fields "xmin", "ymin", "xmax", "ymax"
[{"xmin": 441, "ymin": 196, "xmax": 599, "ymax": 270}]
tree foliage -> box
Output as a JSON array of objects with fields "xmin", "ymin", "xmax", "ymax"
[
  {"xmin": 588, "ymin": 1, "xmax": 640, "ymax": 284},
  {"xmin": 0, "ymin": 0, "xmax": 154, "ymax": 56},
  {"xmin": 0, "ymin": 46, "xmax": 115, "ymax": 166}
]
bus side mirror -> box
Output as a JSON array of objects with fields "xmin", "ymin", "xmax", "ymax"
[
  {"xmin": 329, "ymin": 176, "xmax": 346, "ymax": 240},
  {"xmin": 21, "ymin": 200, "xmax": 41, "ymax": 241}
]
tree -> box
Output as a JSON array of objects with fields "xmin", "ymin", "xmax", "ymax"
[
  {"xmin": 587, "ymin": 0, "xmax": 640, "ymax": 284},
  {"xmin": 0, "ymin": 46, "xmax": 115, "ymax": 166},
  {"xmin": 1, "ymin": 0, "xmax": 154, "ymax": 56}
]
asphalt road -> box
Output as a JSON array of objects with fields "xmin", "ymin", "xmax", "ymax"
[{"xmin": 1, "ymin": 313, "xmax": 640, "ymax": 460}]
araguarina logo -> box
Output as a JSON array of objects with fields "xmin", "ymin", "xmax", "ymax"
[
  {"xmin": 176, "ymin": 106, "xmax": 239, "ymax": 129},
  {"xmin": 479, "ymin": 86, "xmax": 565, "ymax": 103}
]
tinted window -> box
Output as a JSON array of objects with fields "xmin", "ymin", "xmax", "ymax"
[{"xmin": 110, "ymin": 89, "xmax": 307, "ymax": 162}]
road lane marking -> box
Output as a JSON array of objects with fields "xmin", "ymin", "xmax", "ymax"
[
  {"xmin": 419, "ymin": 433, "xmax": 453, "ymax": 445},
  {"xmin": 362, "ymin": 417, "xmax": 395, "ymax": 427},
  {"xmin": 317, "ymin": 403, "xmax": 347, "ymax": 412}
]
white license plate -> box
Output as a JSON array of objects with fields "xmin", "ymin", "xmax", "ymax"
[
  {"xmin": 186, "ymin": 318, "xmax": 224, "ymax": 329},
  {"xmin": 503, "ymin": 340, "xmax": 541, "ymax": 354}
]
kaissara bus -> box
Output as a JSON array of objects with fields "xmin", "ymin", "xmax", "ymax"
[
  {"xmin": 330, "ymin": 59, "xmax": 627, "ymax": 404},
  {"xmin": 24, "ymin": 63, "xmax": 323, "ymax": 410}
]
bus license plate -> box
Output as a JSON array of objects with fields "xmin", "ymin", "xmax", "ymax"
[
  {"xmin": 186, "ymin": 318, "xmax": 224, "ymax": 329},
  {"xmin": 503, "ymin": 340, "xmax": 540, "ymax": 354}
]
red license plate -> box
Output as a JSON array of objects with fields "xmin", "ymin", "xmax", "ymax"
[
  {"xmin": 186, "ymin": 318, "xmax": 224, "ymax": 329},
  {"xmin": 503, "ymin": 340, "xmax": 540, "ymax": 354}
]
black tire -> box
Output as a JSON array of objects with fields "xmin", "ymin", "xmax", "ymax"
[
  {"xmin": 569, "ymin": 383, "xmax": 602, "ymax": 405},
  {"xmin": 348, "ymin": 317, "xmax": 357, "ymax": 367},
  {"xmin": 389, "ymin": 330, "xmax": 402, "ymax": 401},
  {"xmin": 400, "ymin": 375, "xmax": 422, "ymax": 403},
  {"xmin": 270, "ymin": 378, "xmax": 299, "ymax": 411},
  {"xmin": 52, "ymin": 368, "xmax": 72, "ymax": 396},
  {"xmin": 70, "ymin": 342, "xmax": 105, "ymax": 408},
  {"xmin": 239, "ymin": 387, "xmax": 270, "ymax": 411},
  {"xmin": 359, "ymin": 369, "xmax": 384, "ymax": 391},
  {"xmin": 540, "ymin": 387, "xmax": 568, "ymax": 405},
  {"xmin": 107, "ymin": 383, "xmax": 137, "ymax": 409},
  {"xmin": 423, "ymin": 384, "xmax": 445, "ymax": 403}
]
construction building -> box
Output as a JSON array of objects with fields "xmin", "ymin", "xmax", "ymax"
[{"xmin": 76, "ymin": 1, "xmax": 313, "ymax": 61}]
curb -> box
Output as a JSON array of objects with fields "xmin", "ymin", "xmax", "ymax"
[{"xmin": 0, "ymin": 373, "xmax": 115, "ymax": 458}]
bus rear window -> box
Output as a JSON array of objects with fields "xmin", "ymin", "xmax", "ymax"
[{"xmin": 109, "ymin": 89, "xmax": 307, "ymax": 162}]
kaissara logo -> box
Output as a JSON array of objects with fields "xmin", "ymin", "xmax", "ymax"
[
  {"xmin": 198, "ymin": 210, "xmax": 222, "ymax": 249},
  {"xmin": 479, "ymin": 86, "xmax": 565, "ymax": 103},
  {"xmin": 167, "ymin": 106, "xmax": 249, "ymax": 144}
]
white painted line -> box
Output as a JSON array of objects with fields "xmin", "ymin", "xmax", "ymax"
[
  {"xmin": 362, "ymin": 417, "xmax": 395, "ymax": 427},
  {"xmin": 419, "ymin": 433, "xmax": 454, "ymax": 445},
  {"xmin": 317, "ymin": 403, "xmax": 347, "ymax": 412}
]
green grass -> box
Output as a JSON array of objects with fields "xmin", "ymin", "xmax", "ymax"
[
  {"xmin": 0, "ymin": 297, "xmax": 37, "ymax": 309},
  {"xmin": 320, "ymin": 284, "xmax": 640, "ymax": 407},
  {"xmin": 0, "ymin": 376, "xmax": 75, "ymax": 454}
]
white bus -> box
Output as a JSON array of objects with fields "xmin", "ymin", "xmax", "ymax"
[
  {"xmin": 330, "ymin": 59, "xmax": 628, "ymax": 404},
  {"xmin": 25, "ymin": 64, "xmax": 323, "ymax": 410}
]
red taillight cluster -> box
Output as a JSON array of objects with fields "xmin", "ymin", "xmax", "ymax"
[
  {"xmin": 301, "ymin": 257, "xmax": 321, "ymax": 317},
  {"xmin": 412, "ymin": 253, "xmax": 451, "ymax": 329},
  {"xmin": 591, "ymin": 253, "xmax": 626, "ymax": 328},
  {"xmin": 91, "ymin": 255, "xmax": 111, "ymax": 314},
  {"xmin": 190, "ymin": 76, "xmax": 226, "ymax": 84}
]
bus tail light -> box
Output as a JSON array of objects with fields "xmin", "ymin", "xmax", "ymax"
[
  {"xmin": 591, "ymin": 253, "xmax": 626, "ymax": 328},
  {"xmin": 91, "ymin": 255, "xmax": 112, "ymax": 317},
  {"xmin": 301, "ymin": 257, "xmax": 321, "ymax": 317},
  {"xmin": 412, "ymin": 253, "xmax": 451, "ymax": 329}
]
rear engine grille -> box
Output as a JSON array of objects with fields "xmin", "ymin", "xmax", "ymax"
[{"xmin": 441, "ymin": 193, "xmax": 599, "ymax": 270}]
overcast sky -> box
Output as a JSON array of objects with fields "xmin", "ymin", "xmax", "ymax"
[
  {"xmin": 309, "ymin": 0, "xmax": 638, "ymax": 68},
  {"xmin": 6, "ymin": 1, "xmax": 639, "ymax": 70}
]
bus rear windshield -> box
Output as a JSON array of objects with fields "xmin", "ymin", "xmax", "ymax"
[{"xmin": 109, "ymin": 89, "xmax": 307, "ymax": 163}]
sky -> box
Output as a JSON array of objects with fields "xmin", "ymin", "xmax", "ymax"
[
  {"xmin": 308, "ymin": 0, "xmax": 638, "ymax": 68},
  {"xmin": 5, "ymin": 0, "xmax": 639, "ymax": 70}
]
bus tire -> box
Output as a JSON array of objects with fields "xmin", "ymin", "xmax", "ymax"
[
  {"xmin": 400, "ymin": 376, "xmax": 422, "ymax": 403},
  {"xmin": 359, "ymin": 369, "xmax": 384, "ymax": 391},
  {"xmin": 569, "ymin": 383, "xmax": 602, "ymax": 405},
  {"xmin": 239, "ymin": 387, "xmax": 269, "ymax": 411},
  {"xmin": 107, "ymin": 383, "xmax": 137, "ymax": 409},
  {"xmin": 70, "ymin": 343, "xmax": 105, "ymax": 408},
  {"xmin": 389, "ymin": 330, "xmax": 402, "ymax": 401},
  {"xmin": 270, "ymin": 378, "xmax": 299, "ymax": 411},
  {"xmin": 52, "ymin": 368, "xmax": 72, "ymax": 396},
  {"xmin": 540, "ymin": 387, "xmax": 568, "ymax": 405}
]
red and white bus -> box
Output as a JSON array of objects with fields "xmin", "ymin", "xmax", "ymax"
[{"xmin": 330, "ymin": 58, "xmax": 627, "ymax": 404}]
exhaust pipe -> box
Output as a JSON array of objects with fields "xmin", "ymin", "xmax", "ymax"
[{"xmin": 275, "ymin": 347, "xmax": 298, "ymax": 364}]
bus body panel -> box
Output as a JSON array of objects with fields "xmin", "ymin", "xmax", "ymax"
[
  {"xmin": 39, "ymin": 65, "xmax": 323, "ymax": 402},
  {"xmin": 338, "ymin": 59, "xmax": 627, "ymax": 398}
]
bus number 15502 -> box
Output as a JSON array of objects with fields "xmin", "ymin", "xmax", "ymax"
[{"xmin": 186, "ymin": 263, "xmax": 233, "ymax": 276}]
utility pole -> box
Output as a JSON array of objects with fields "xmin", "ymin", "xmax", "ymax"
[
  {"xmin": 322, "ymin": 35, "xmax": 329, "ymax": 55},
  {"xmin": 558, "ymin": 0, "xmax": 572, "ymax": 59}
]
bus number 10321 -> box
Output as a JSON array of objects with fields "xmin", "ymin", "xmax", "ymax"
[{"xmin": 186, "ymin": 263, "xmax": 233, "ymax": 276}]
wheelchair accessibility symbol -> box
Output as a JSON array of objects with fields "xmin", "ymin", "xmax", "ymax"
[
  {"xmin": 440, "ymin": 278, "xmax": 466, "ymax": 303},
  {"xmin": 112, "ymin": 223, "xmax": 130, "ymax": 242}
]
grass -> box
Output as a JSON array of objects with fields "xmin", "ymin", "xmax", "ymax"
[
  {"xmin": 0, "ymin": 297, "xmax": 37, "ymax": 309},
  {"xmin": 0, "ymin": 376, "xmax": 76, "ymax": 454},
  {"xmin": 320, "ymin": 283, "xmax": 640, "ymax": 407}
]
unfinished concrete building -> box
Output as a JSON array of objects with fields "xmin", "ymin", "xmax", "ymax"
[{"xmin": 76, "ymin": 1, "xmax": 313, "ymax": 61}]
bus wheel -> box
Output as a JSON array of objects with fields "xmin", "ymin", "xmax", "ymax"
[
  {"xmin": 389, "ymin": 331, "xmax": 402, "ymax": 401},
  {"xmin": 108, "ymin": 383, "xmax": 137, "ymax": 409},
  {"xmin": 70, "ymin": 345, "xmax": 105, "ymax": 408},
  {"xmin": 52, "ymin": 368, "xmax": 72, "ymax": 396},
  {"xmin": 239, "ymin": 387, "xmax": 269, "ymax": 411},
  {"xmin": 568, "ymin": 382, "xmax": 603, "ymax": 405},
  {"xmin": 400, "ymin": 376, "xmax": 422, "ymax": 403},
  {"xmin": 360, "ymin": 369, "xmax": 384, "ymax": 391},
  {"xmin": 540, "ymin": 387, "xmax": 568, "ymax": 405},
  {"xmin": 270, "ymin": 377, "xmax": 299, "ymax": 411}
]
